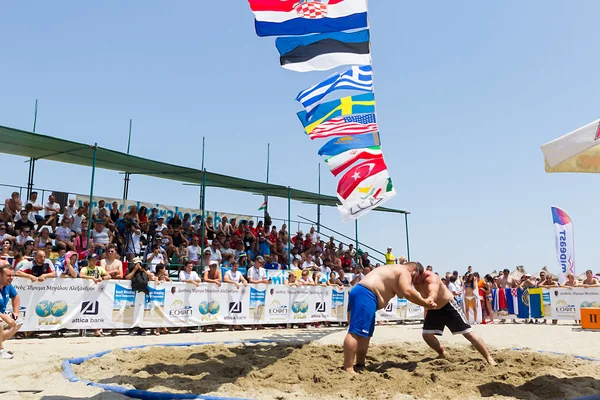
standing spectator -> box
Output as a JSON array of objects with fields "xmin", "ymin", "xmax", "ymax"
[
  {"xmin": 70, "ymin": 207, "xmax": 86, "ymax": 233},
  {"xmin": 224, "ymin": 261, "xmax": 248, "ymax": 289},
  {"xmin": 109, "ymin": 202, "xmax": 120, "ymax": 223},
  {"xmin": 247, "ymin": 257, "xmax": 269, "ymax": 284},
  {"xmin": 264, "ymin": 255, "xmax": 281, "ymax": 270},
  {"xmin": 218, "ymin": 216, "xmax": 232, "ymax": 237},
  {"xmin": 582, "ymin": 270, "xmax": 600, "ymax": 287},
  {"xmin": 205, "ymin": 216, "xmax": 217, "ymax": 241},
  {"xmin": 179, "ymin": 260, "xmax": 201, "ymax": 286},
  {"xmin": 182, "ymin": 213, "xmax": 192, "ymax": 230},
  {"xmin": 203, "ymin": 261, "xmax": 222, "ymax": 286},
  {"xmin": 123, "ymin": 223, "xmax": 142, "ymax": 262},
  {"xmin": 539, "ymin": 275, "xmax": 558, "ymax": 325},
  {"xmin": 0, "ymin": 266, "xmax": 21, "ymax": 359},
  {"xmin": 208, "ymin": 241, "xmax": 222, "ymax": 265},
  {"xmin": 54, "ymin": 251, "xmax": 79, "ymax": 278},
  {"xmin": 101, "ymin": 244, "xmax": 123, "ymax": 279},
  {"xmin": 385, "ymin": 247, "xmax": 396, "ymax": 265},
  {"xmin": 44, "ymin": 195, "xmax": 60, "ymax": 231},
  {"xmin": 16, "ymin": 250, "xmax": 55, "ymax": 282},
  {"xmin": 299, "ymin": 269, "xmax": 314, "ymax": 285}
]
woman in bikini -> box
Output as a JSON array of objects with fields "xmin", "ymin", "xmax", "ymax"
[
  {"xmin": 463, "ymin": 274, "xmax": 478, "ymax": 323},
  {"xmin": 483, "ymin": 274, "xmax": 495, "ymax": 324}
]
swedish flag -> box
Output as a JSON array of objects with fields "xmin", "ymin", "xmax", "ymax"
[{"xmin": 297, "ymin": 93, "xmax": 375, "ymax": 135}]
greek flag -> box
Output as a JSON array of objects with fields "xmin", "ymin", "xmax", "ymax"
[{"xmin": 296, "ymin": 65, "xmax": 373, "ymax": 121}]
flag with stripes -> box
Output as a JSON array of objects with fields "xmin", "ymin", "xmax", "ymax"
[
  {"xmin": 296, "ymin": 65, "xmax": 373, "ymax": 120},
  {"xmin": 309, "ymin": 113, "xmax": 377, "ymax": 140}
]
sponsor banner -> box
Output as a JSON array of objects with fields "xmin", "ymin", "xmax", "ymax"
[
  {"xmin": 551, "ymin": 207, "xmax": 575, "ymax": 285},
  {"xmin": 405, "ymin": 301, "xmax": 425, "ymax": 320},
  {"xmin": 330, "ymin": 288, "xmax": 347, "ymax": 322},
  {"xmin": 75, "ymin": 194, "xmax": 253, "ymax": 227},
  {"xmin": 265, "ymin": 286, "xmax": 291, "ymax": 323},
  {"xmin": 550, "ymin": 287, "xmax": 600, "ymax": 320},
  {"xmin": 288, "ymin": 286, "xmax": 312, "ymax": 323},
  {"xmin": 376, "ymin": 297, "xmax": 397, "ymax": 321},
  {"xmin": 248, "ymin": 285, "xmax": 267, "ymax": 324}
]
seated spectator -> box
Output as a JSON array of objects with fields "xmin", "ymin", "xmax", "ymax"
[
  {"xmin": 146, "ymin": 243, "xmax": 167, "ymax": 274},
  {"xmin": 44, "ymin": 242, "xmax": 57, "ymax": 260},
  {"xmin": 55, "ymin": 218, "xmax": 75, "ymax": 251},
  {"xmin": 290, "ymin": 258, "xmax": 301, "ymax": 271},
  {"xmin": 218, "ymin": 216, "xmax": 231, "ymax": 237},
  {"xmin": 92, "ymin": 200, "xmax": 108, "ymax": 220},
  {"xmin": 64, "ymin": 198, "xmax": 77, "ymax": 220},
  {"xmin": 74, "ymin": 228, "xmax": 89, "ymax": 259},
  {"xmin": 341, "ymin": 252, "xmax": 353, "ymax": 272},
  {"xmin": 313, "ymin": 271, "xmax": 327, "ymax": 286},
  {"xmin": 221, "ymin": 240, "xmax": 235, "ymax": 259},
  {"xmin": 154, "ymin": 216, "xmax": 168, "ymax": 233},
  {"xmin": 16, "ymin": 250, "xmax": 55, "ymax": 282},
  {"xmin": 2, "ymin": 192, "xmax": 22, "ymax": 224},
  {"xmin": 26, "ymin": 192, "xmax": 45, "ymax": 226},
  {"xmin": 247, "ymin": 256, "xmax": 269, "ymax": 284},
  {"xmin": 168, "ymin": 213, "xmax": 182, "ymax": 229},
  {"xmin": 15, "ymin": 228, "xmax": 33, "ymax": 247},
  {"xmin": 179, "ymin": 260, "xmax": 201, "ymax": 287},
  {"xmin": 224, "ymin": 261, "xmax": 248, "ymax": 289},
  {"xmin": 257, "ymin": 233, "xmax": 272, "ymax": 257},
  {"xmin": 205, "ymin": 216, "xmax": 216, "ymax": 241},
  {"xmin": 22, "ymin": 240, "xmax": 34, "ymax": 258},
  {"xmin": 148, "ymin": 208, "xmax": 158, "ymax": 222},
  {"xmin": 0, "ymin": 266, "xmax": 21, "ymax": 359},
  {"xmin": 264, "ymin": 254, "xmax": 281, "ymax": 270},
  {"xmin": 43, "ymin": 195, "xmax": 60, "ymax": 231},
  {"xmin": 185, "ymin": 236, "xmax": 201, "ymax": 264},
  {"xmin": 54, "ymin": 251, "xmax": 79, "ymax": 278},
  {"xmin": 109, "ymin": 201, "xmax": 120, "ymax": 223},
  {"xmin": 70, "ymin": 207, "xmax": 86, "ymax": 233},
  {"xmin": 14, "ymin": 210, "xmax": 33, "ymax": 235},
  {"xmin": 101, "ymin": 244, "xmax": 123, "ymax": 279},
  {"xmin": 350, "ymin": 266, "xmax": 364, "ymax": 286},
  {"xmin": 137, "ymin": 206, "xmax": 149, "ymax": 230},
  {"xmin": 91, "ymin": 220, "xmax": 112, "ymax": 257},
  {"xmin": 208, "ymin": 241, "xmax": 222, "ymax": 264},
  {"xmin": 36, "ymin": 228, "xmax": 52, "ymax": 250}
]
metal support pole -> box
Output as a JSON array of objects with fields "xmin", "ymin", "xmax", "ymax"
[
  {"xmin": 199, "ymin": 137, "xmax": 205, "ymax": 210},
  {"xmin": 86, "ymin": 144, "xmax": 98, "ymax": 250},
  {"xmin": 199, "ymin": 168, "xmax": 207, "ymax": 274},
  {"xmin": 317, "ymin": 163, "xmax": 321, "ymax": 233},
  {"xmin": 404, "ymin": 212, "xmax": 411, "ymax": 261},
  {"xmin": 355, "ymin": 219, "xmax": 359, "ymax": 263},
  {"xmin": 123, "ymin": 119, "xmax": 132, "ymax": 200},
  {"xmin": 26, "ymin": 99, "xmax": 39, "ymax": 200},
  {"xmin": 287, "ymin": 187, "xmax": 291, "ymax": 266},
  {"xmin": 265, "ymin": 143, "xmax": 270, "ymax": 216}
]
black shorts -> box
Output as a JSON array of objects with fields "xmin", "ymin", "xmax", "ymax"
[{"xmin": 423, "ymin": 298, "xmax": 472, "ymax": 336}]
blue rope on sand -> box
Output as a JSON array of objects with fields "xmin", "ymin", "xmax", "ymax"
[{"xmin": 62, "ymin": 339, "xmax": 279, "ymax": 400}]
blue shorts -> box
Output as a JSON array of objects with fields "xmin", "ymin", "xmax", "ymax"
[{"xmin": 348, "ymin": 284, "xmax": 378, "ymax": 338}]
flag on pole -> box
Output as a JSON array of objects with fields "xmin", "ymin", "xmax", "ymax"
[
  {"xmin": 276, "ymin": 29, "xmax": 371, "ymax": 72},
  {"xmin": 336, "ymin": 157, "xmax": 388, "ymax": 200},
  {"xmin": 249, "ymin": 0, "xmax": 369, "ymax": 37},
  {"xmin": 325, "ymin": 146, "xmax": 382, "ymax": 176},
  {"xmin": 308, "ymin": 113, "xmax": 378, "ymax": 140},
  {"xmin": 296, "ymin": 65, "xmax": 373, "ymax": 121},
  {"xmin": 551, "ymin": 206, "xmax": 575, "ymax": 284},
  {"xmin": 298, "ymin": 93, "xmax": 375, "ymax": 135},
  {"xmin": 258, "ymin": 201, "xmax": 267, "ymax": 211},
  {"xmin": 337, "ymin": 187, "xmax": 396, "ymax": 222}
]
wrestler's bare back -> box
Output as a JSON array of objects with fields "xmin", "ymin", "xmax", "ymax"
[{"xmin": 359, "ymin": 264, "xmax": 415, "ymax": 309}]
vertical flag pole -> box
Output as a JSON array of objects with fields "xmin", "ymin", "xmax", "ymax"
[
  {"xmin": 86, "ymin": 143, "xmax": 98, "ymax": 250},
  {"xmin": 265, "ymin": 143, "xmax": 270, "ymax": 217},
  {"xmin": 26, "ymin": 99, "xmax": 39, "ymax": 200},
  {"xmin": 317, "ymin": 163, "xmax": 321, "ymax": 233},
  {"xmin": 355, "ymin": 219, "xmax": 359, "ymax": 263},
  {"xmin": 287, "ymin": 187, "xmax": 291, "ymax": 267},
  {"xmin": 122, "ymin": 119, "xmax": 133, "ymax": 200},
  {"xmin": 404, "ymin": 212, "xmax": 411, "ymax": 261},
  {"xmin": 199, "ymin": 168, "xmax": 207, "ymax": 274}
]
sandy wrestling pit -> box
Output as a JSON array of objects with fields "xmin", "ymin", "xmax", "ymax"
[{"xmin": 72, "ymin": 342, "xmax": 600, "ymax": 400}]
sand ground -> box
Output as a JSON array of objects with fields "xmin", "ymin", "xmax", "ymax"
[{"xmin": 1, "ymin": 322, "xmax": 599, "ymax": 399}]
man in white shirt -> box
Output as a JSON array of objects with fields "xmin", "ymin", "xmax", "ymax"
[
  {"xmin": 320, "ymin": 258, "xmax": 332, "ymax": 275},
  {"xmin": 146, "ymin": 243, "xmax": 167, "ymax": 273},
  {"xmin": 71, "ymin": 207, "xmax": 85, "ymax": 233},
  {"xmin": 64, "ymin": 199, "xmax": 77, "ymax": 220},
  {"xmin": 26, "ymin": 192, "xmax": 45, "ymax": 225},
  {"xmin": 179, "ymin": 260, "xmax": 201, "ymax": 287},
  {"xmin": 154, "ymin": 217, "xmax": 168, "ymax": 233},
  {"xmin": 92, "ymin": 200, "xmax": 108, "ymax": 219},
  {"xmin": 209, "ymin": 242, "xmax": 222, "ymax": 264},
  {"xmin": 44, "ymin": 195, "xmax": 60, "ymax": 231},
  {"xmin": 186, "ymin": 236, "xmax": 201, "ymax": 264},
  {"xmin": 247, "ymin": 256, "xmax": 269, "ymax": 284}
]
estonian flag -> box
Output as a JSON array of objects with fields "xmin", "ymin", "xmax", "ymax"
[{"xmin": 276, "ymin": 29, "xmax": 371, "ymax": 72}]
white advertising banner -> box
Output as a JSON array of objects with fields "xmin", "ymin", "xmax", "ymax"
[
  {"xmin": 549, "ymin": 287, "xmax": 600, "ymax": 320},
  {"xmin": 75, "ymin": 194, "xmax": 253, "ymax": 226}
]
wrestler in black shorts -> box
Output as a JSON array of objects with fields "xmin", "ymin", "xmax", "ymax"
[{"xmin": 423, "ymin": 298, "xmax": 472, "ymax": 336}]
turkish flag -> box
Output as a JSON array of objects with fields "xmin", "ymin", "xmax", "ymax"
[{"xmin": 337, "ymin": 158, "xmax": 388, "ymax": 200}]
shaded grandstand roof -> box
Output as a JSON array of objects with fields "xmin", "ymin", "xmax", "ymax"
[{"xmin": 0, "ymin": 124, "xmax": 408, "ymax": 214}]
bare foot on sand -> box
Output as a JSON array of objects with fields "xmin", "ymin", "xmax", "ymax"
[
  {"xmin": 436, "ymin": 346, "xmax": 446, "ymax": 359},
  {"xmin": 342, "ymin": 366, "xmax": 359, "ymax": 376},
  {"xmin": 486, "ymin": 357, "xmax": 497, "ymax": 366}
]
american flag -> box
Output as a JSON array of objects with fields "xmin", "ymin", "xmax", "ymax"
[{"xmin": 309, "ymin": 113, "xmax": 378, "ymax": 140}]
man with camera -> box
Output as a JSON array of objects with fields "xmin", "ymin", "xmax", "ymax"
[{"xmin": 0, "ymin": 266, "xmax": 22, "ymax": 359}]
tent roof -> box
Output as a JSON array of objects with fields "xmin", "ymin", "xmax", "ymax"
[
  {"xmin": 0, "ymin": 124, "xmax": 408, "ymax": 214},
  {"xmin": 541, "ymin": 117, "xmax": 600, "ymax": 173}
]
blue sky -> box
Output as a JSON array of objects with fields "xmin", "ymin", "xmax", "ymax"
[{"xmin": 1, "ymin": 1, "xmax": 600, "ymax": 275}]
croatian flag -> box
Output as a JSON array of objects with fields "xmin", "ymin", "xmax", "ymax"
[
  {"xmin": 505, "ymin": 288, "xmax": 519, "ymax": 316},
  {"xmin": 249, "ymin": 0, "xmax": 369, "ymax": 37}
]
